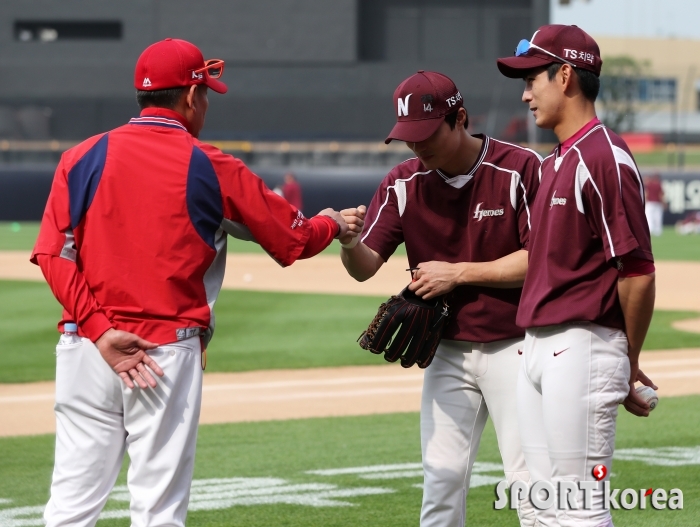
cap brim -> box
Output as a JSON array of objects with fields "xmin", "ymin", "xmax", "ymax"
[
  {"xmin": 384, "ymin": 118, "xmax": 443, "ymax": 145},
  {"xmin": 205, "ymin": 78, "xmax": 228, "ymax": 94},
  {"xmin": 497, "ymin": 55, "xmax": 555, "ymax": 78}
]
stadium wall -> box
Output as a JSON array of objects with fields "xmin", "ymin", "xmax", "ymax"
[{"xmin": 0, "ymin": 0, "xmax": 548, "ymax": 141}]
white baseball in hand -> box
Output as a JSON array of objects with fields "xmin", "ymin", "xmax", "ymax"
[{"xmin": 636, "ymin": 386, "xmax": 658, "ymax": 410}]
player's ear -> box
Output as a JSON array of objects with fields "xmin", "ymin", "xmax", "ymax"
[
  {"xmin": 456, "ymin": 107, "xmax": 468, "ymax": 130},
  {"xmin": 186, "ymin": 85, "xmax": 198, "ymax": 111},
  {"xmin": 559, "ymin": 64, "xmax": 576, "ymax": 93}
]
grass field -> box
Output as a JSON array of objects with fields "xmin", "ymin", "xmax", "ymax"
[
  {"xmin": 650, "ymin": 228, "xmax": 700, "ymax": 262},
  {"xmin": 1, "ymin": 396, "xmax": 698, "ymax": 526},
  {"xmin": 634, "ymin": 149, "xmax": 700, "ymax": 168},
  {"xmin": 2, "ymin": 222, "xmax": 698, "ymax": 525},
  {"xmin": 5, "ymin": 222, "xmax": 700, "ymax": 260},
  {"xmin": 0, "ymin": 222, "xmax": 407, "ymax": 257},
  {"xmin": 1, "ymin": 279, "xmax": 699, "ymax": 384}
]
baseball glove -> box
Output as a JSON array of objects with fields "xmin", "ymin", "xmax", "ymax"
[{"xmin": 358, "ymin": 286, "xmax": 450, "ymax": 368}]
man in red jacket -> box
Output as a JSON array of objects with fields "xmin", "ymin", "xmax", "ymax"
[{"xmin": 32, "ymin": 38, "xmax": 350, "ymax": 527}]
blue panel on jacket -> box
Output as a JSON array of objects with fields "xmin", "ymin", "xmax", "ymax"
[
  {"xmin": 187, "ymin": 146, "xmax": 223, "ymax": 249},
  {"xmin": 68, "ymin": 134, "xmax": 109, "ymax": 229}
]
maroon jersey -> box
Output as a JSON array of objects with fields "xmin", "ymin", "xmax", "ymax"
[
  {"xmin": 282, "ymin": 180, "xmax": 303, "ymax": 211},
  {"xmin": 517, "ymin": 124, "xmax": 653, "ymax": 331},
  {"xmin": 645, "ymin": 179, "xmax": 663, "ymax": 203},
  {"xmin": 362, "ymin": 135, "xmax": 541, "ymax": 342}
]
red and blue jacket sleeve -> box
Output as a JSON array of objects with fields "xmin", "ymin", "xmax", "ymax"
[
  {"xmin": 30, "ymin": 144, "xmax": 113, "ymax": 340},
  {"xmin": 202, "ymin": 145, "xmax": 336, "ymax": 265}
]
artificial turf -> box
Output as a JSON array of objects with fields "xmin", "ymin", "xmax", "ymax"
[{"xmin": 0, "ymin": 396, "xmax": 698, "ymax": 526}]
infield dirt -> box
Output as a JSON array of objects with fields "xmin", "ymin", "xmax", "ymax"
[{"xmin": 1, "ymin": 252, "xmax": 699, "ymax": 437}]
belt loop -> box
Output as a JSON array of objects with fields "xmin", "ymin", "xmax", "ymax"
[{"xmin": 199, "ymin": 336, "xmax": 207, "ymax": 371}]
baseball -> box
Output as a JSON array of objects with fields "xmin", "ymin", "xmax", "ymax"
[{"xmin": 636, "ymin": 386, "xmax": 658, "ymax": 410}]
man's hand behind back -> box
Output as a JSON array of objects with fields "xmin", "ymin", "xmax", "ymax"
[{"xmin": 95, "ymin": 329, "xmax": 164, "ymax": 389}]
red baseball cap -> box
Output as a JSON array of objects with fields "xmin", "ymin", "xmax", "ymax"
[
  {"xmin": 385, "ymin": 71, "xmax": 463, "ymax": 144},
  {"xmin": 134, "ymin": 38, "xmax": 228, "ymax": 94},
  {"xmin": 497, "ymin": 24, "xmax": 602, "ymax": 78}
]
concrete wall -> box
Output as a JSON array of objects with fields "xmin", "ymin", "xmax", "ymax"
[{"xmin": 0, "ymin": 0, "xmax": 548, "ymax": 141}]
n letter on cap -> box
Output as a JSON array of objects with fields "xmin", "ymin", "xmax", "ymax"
[{"xmin": 398, "ymin": 94, "xmax": 412, "ymax": 117}]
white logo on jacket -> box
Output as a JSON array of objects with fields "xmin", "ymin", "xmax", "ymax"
[
  {"xmin": 473, "ymin": 202, "xmax": 504, "ymax": 221},
  {"xmin": 291, "ymin": 210, "xmax": 305, "ymax": 229},
  {"xmin": 550, "ymin": 191, "xmax": 567, "ymax": 208}
]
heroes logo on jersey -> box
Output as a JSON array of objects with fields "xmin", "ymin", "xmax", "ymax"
[
  {"xmin": 550, "ymin": 191, "xmax": 567, "ymax": 208},
  {"xmin": 473, "ymin": 202, "xmax": 505, "ymax": 222}
]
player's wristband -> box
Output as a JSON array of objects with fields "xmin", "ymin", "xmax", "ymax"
[{"xmin": 340, "ymin": 235, "xmax": 360, "ymax": 249}]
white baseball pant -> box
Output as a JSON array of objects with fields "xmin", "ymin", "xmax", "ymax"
[
  {"xmin": 44, "ymin": 336, "xmax": 203, "ymax": 527},
  {"xmin": 420, "ymin": 338, "xmax": 538, "ymax": 527},
  {"xmin": 517, "ymin": 323, "xmax": 630, "ymax": 527},
  {"xmin": 644, "ymin": 202, "xmax": 664, "ymax": 237}
]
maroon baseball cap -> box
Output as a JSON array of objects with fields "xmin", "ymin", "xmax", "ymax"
[
  {"xmin": 385, "ymin": 71, "xmax": 463, "ymax": 144},
  {"xmin": 497, "ymin": 25, "xmax": 602, "ymax": 78},
  {"xmin": 134, "ymin": 38, "xmax": 228, "ymax": 94}
]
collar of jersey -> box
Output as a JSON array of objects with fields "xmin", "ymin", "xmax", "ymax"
[
  {"xmin": 436, "ymin": 135, "xmax": 489, "ymax": 189},
  {"xmin": 558, "ymin": 117, "xmax": 601, "ymax": 157},
  {"xmin": 130, "ymin": 108, "xmax": 191, "ymax": 134}
]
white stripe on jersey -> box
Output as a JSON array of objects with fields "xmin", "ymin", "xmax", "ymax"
[
  {"xmin": 540, "ymin": 153, "xmax": 555, "ymax": 182},
  {"xmin": 565, "ymin": 125, "xmax": 646, "ymax": 259},
  {"xmin": 554, "ymin": 124, "xmax": 605, "ymax": 167},
  {"xmin": 490, "ymin": 137, "xmax": 544, "ymax": 162},
  {"xmin": 361, "ymin": 170, "xmax": 432, "ymax": 242},
  {"xmin": 396, "ymin": 180, "xmax": 407, "ymax": 217},
  {"xmin": 601, "ymin": 126, "xmax": 645, "ymax": 203},
  {"xmin": 509, "ymin": 172, "xmax": 518, "ymax": 211},
  {"xmin": 436, "ymin": 137, "xmax": 490, "ymax": 188},
  {"xmin": 553, "ymin": 125, "xmax": 607, "ymax": 174},
  {"xmin": 482, "ymin": 162, "xmax": 533, "ymax": 231},
  {"xmin": 572, "ymin": 145, "xmax": 617, "ymax": 257}
]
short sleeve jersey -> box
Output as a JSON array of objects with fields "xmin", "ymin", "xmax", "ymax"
[
  {"xmin": 32, "ymin": 109, "xmax": 312, "ymax": 345},
  {"xmin": 517, "ymin": 123, "xmax": 653, "ymax": 331},
  {"xmin": 361, "ymin": 135, "xmax": 541, "ymax": 343}
]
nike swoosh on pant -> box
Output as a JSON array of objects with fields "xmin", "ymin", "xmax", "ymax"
[{"xmin": 553, "ymin": 348, "xmax": 569, "ymax": 357}]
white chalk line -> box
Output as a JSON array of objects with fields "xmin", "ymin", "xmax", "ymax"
[
  {"xmin": 203, "ymin": 373, "xmax": 424, "ymax": 392},
  {"xmin": 0, "ymin": 385, "xmax": 424, "ymax": 405},
  {"xmin": 4, "ymin": 363, "xmax": 700, "ymax": 405}
]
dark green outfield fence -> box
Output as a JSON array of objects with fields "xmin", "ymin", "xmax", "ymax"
[
  {"xmin": 1, "ymin": 164, "xmax": 699, "ymax": 224},
  {"xmin": 0, "ymin": 165, "xmax": 389, "ymax": 221}
]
